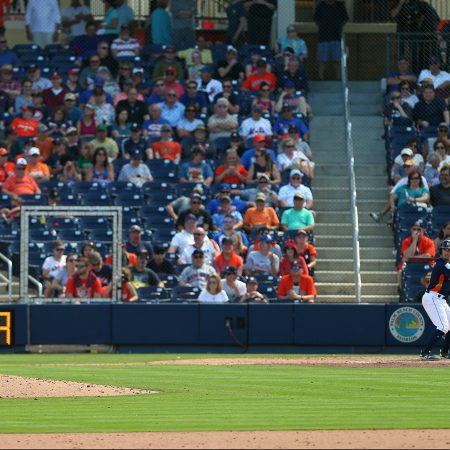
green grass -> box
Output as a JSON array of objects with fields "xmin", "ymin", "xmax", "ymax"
[{"xmin": 0, "ymin": 354, "xmax": 448, "ymax": 433}]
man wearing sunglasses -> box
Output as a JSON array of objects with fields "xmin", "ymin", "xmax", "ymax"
[
  {"xmin": 178, "ymin": 249, "xmax": 217, "ymax": 290},
  {"xmin": 277, "ymin": 258, "xmax": 316, "ymax": 303},
  {"xmin": 278, "ymin": 169, "xmax": 313, "ymax": 209},
  {"xmin": 65, "ymin": 256, "xmax": 102, "ymax": 299},
  {"xmin": 176, "ymin": 193, "xmax": 213, "ymax": 231}
]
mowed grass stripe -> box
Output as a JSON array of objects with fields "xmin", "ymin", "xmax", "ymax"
[{"xmin": 1, "ymin": 360, "xmax": 450, "ymax": 432}]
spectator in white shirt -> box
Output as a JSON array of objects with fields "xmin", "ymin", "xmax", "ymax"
[
  {"xmin": 118, "ymin": 149, "xmax": 153, "ymax": 187},
  {"xmin": 168, "ymin": 213, "xmax": 197, "ymax": 256},
  {"xmin": 239, "ymin": 104, "xmax": 272, "ymax": 141},
  {"xmin": 418, "ymin": 56, "xmax": 450, "ymax": 92},
  {"xmin": 25, "ymin": 0, "xmax": 61, "ymax": 48},
  {"xmin": 61, "ymin": 0, "xmax": 93, "ymax": 38},
  {"xmin": 198, "ymin": 273, "xmax": 229, "ymax": 303},
  {"xmin": 198, "ymin": 66, "xmax": 223, "ymax": 103},
  {"xmin": 179, "ymin": 227, "xmax": 219, "ymax": 265},
  {"xmin": 278, "ymin": 169, "xmax": 313, "ymax": 209}
]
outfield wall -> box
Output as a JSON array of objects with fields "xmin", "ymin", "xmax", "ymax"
[{"xmin": 0, "ymin": 303, "xmax": 431, "ymax": 352}]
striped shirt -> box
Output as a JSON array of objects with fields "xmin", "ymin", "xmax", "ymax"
[{"xmin": 111, "ymin": 37, "xmax": 140, "ymax": 58}]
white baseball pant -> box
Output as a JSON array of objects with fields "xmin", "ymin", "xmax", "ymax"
[{"xmin": 422, "ymin": 291, "xmax": 450, "ymax": 334}]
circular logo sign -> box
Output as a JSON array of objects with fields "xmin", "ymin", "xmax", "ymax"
[{"xmin": 389, "ymin": 307, "xmax": 425, "ymax": 343}]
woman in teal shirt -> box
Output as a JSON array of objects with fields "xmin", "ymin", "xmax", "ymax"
[{"xmin": 391, "ymin": 170, "xmax": 430, "ymax": 209}]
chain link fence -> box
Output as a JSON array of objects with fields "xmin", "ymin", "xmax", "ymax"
[{"xmin": 388, "ymin": 0, "xmax": 449, "ymax": 73}]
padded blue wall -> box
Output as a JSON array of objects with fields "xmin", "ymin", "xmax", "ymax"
[{"xmin": 0, "ymin": 303, "xmax": 438, "ymax": 349}]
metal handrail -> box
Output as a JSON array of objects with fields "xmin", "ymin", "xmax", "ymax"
[
  {"xmin": 0, "ymin": 252, "xmax": 12, "ymax": 300},
  {"xmin": 341, "ymin": 38, "xmax": 362, "ymax": 304},
  {"xmin": 27, "ymin": 275, "xmax": 43, "ymax": 300}
]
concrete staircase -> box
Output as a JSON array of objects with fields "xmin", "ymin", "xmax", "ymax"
[{"xmin": 308, "ymin": 81, "xmax": 398, "ymax": 303}]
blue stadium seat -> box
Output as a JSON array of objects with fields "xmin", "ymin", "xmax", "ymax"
[
  {"xmin": 19, "ymin": 194, "xmax": 46, "ymax": 205},
  {"xmin": 13, "ymin": 43, "xmax": 41, "ymax": 56},
  {"xmin": 158, "ymin": 274, "xmax": 179, "ymax": 290},
  {"xmin": 136, "ymin": 286, "xmax": 171, "ymax": 303},
  {"xmin": 57, "ymin": 228, "xmax": 85, "ymax": 242},
  {"xmin": 171, "ymin": 285, "xmax": 200, "ymax": 302},
  {"xmin": 402, "ymin": 261, "xmax": 433, "ymax": 302},
  {"xmin": 80, "ymin": 191, "xmax": 112, "ymax": 206},
  {"xmin": 105, "ymin": 181, "xmax": 140, "ymax": 197}
]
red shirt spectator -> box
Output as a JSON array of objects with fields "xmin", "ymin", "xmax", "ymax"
[{"xmin": 65, "ymin": 257, "xmax": 103, "ymax": 298}]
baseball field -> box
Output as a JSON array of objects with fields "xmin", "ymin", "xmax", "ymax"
[{"xmin": 1, "ymin": 353, "xmax": 450, "ymax": 449}]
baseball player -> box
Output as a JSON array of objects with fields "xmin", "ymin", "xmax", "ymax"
[{"xmin": 420, "ymin": 239, "xmax": 450, "ymax": 360}]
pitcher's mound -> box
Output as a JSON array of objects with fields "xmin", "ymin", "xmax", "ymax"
[{"xmin": 0, "ymin": 375, "xmax": 157, "ymax": 398}]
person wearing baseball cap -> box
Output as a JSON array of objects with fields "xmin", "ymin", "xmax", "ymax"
[
  {"xmin": 220, "ymin": 264, "xmax": 246, "ymax": 302},
  {"xmin": 179, "ymin": 247, "xmax": 217, "ymax": 291},
  {"xmin": 273, "ymin": 94, "xmax": 309, "ymax": 140},
  {"xmin": 89, "ymin": 123, "xmax": 120, "ymax": 160},
  {"xmin": 150, "ymin": 123, "xmax": 182, "ymax": 163},
  {"xmin": 277, "ymin": 258, "xmax": 317, "ymax": 303},
  {"xmin": 151, "ymin": 44, "xmax": 184, "ymax": 83},
  {"xmin": 281, "ymin": 190, "xmax": 315, "ymax": 233},
  {"xmin": 213, "ymin": 236, "xmax": 244, "ymax": 279},
  {"xmin": 117, "ymin": 148, "xmax": 153, "ymax": 187},
  {"xmin": 122, "ymin": 122, "xmax": 153, "ymax": 161},
  {"xmin": 147, "ymin": 244, "xmax": 175, "ymax": 276},
  {"xmin": 244, "ymin": 231, "xmax": 280, "ymax": 276},
  {"xmin": 274, "ymin": 24, "xmax": 308, "ymax": 60},
  {"xmin": 129, "ymin": 245, "xmax": 164, "ymax": 289},
  {"xmin": 198, "ymin": 65, "xmax": 223, "ymax": 103},
  {"xmin": 278, "ymin": 168, "xmax": 313, "ymax": 209},
  {"xmin": 239, "ymin": 276, "xmax": 268, "ymax": 303},
  {"xmin": 2, "ymin": 157, "xmax": 41, "ymax": 196},
  {"xmin": 239, "ymin": 103, "xmax": 273, "ymax": 145},
  {"xmin": 397, "ymin": 218, "xmax": 435, "ymax": 291},
  {"xmin": 63, "ymin": 93, "xmax": 80, "ymax": 126},
  {"xmin": 243, "ymin": 191, "xmax": 279, "ymax": 234},
  {"xmin": 124, "ymin": 224, "xmax": 153, "ymax": 257},
  {"xmin": 24, "ymin": 147, "xmax": 51, "ymax": 184},
  {"xmin": 176, "ymin": 194, "xmax": 213, "ymax": 231}
]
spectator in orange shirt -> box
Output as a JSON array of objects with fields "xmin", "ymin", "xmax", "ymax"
[
  {"xmin": 294, "ymin": 229, "xmax": 317, "ymax": 277},
  {"xmin": 398, "ymin": 219, "xmax": 436, "ymax": 288},
  {"xmin": 34, "ymin": 123, "xmax": 54, "ymax": 161},
  {"xmin": 151, "ymin": 123, "xmax": 181, "ymax": 163},
  {"xmin": 0, "ymin": 147, "xmax": 15, "ymax": 187},
  {"xmin": 214, "ymin": 148, "xmax": 248, "ymax": 185},
  {"xmin": 2, "ymin": 157, "xmax": 41, "ymax": 197},
  {"xmin": 24, "ymin": 147, "xmax": 51, "ymax": 184},
  {"xmin": 212, "ymin": 236, "xmax": 244, "ymax": 275},
  {"xmin": 243, "ymin": 192, "xmax": 279, "ymax": 234},
  {"xmin": 277, "ymin": 258, "xmax": 317, "ymax": 302},
  {"xmin": 11, "ymin": 105, "xmax": 39, "ymax": 137},
  {"xmin": 242, "ymin": 59, "xmax": 277, "ymax": 91}
]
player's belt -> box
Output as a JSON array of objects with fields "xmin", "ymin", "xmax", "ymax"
[{"xmin": 426, "ymin": 290, "xmax": 446, "ymax": 299}]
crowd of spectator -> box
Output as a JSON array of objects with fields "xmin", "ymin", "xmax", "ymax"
[
  {"xmin": 0, "ymin": 5, "xmax": 320, "ymax": 304},
  {"xmin": 374, "ymin": 52, "xmax": 450, "ymax": 300}
]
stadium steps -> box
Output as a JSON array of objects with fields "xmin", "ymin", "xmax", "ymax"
[
  {"xmin": 315, "ymin": 270, "xmax": 397, "ymax": 284},
  {"xmin": 309, "ymin": 81, "xmax": 397, "ymax": 303}
]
